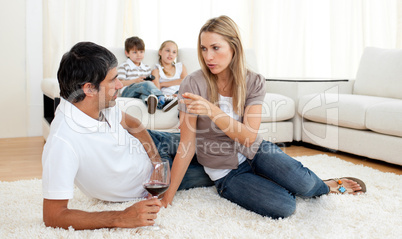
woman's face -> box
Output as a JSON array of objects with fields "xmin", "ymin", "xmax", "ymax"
[{"xmin": 200, "ymin": 32, "xmax": 233, "ymax": 78}]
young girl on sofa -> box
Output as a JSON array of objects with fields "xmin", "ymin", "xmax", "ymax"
[{"xmin": 152, "ymin": 40, "xmax": 188, "ymax": 95}]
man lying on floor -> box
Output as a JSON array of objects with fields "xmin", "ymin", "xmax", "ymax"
[{"xmin": 42, "ymin": 41, "xmax": 213, "ymax": 230}]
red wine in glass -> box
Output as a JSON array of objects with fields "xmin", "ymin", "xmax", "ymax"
[
  {"xmin": 143, "ymin": 182, "xmax": 169, "ymax": 197},
  {"xmin": 142, "ymin": 160, "xmax": 170, "ymax": 230}
]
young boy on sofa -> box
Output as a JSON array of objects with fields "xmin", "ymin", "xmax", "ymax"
[{"xmin": 117, "ymin": 36, "xmax": 178, "ymax": 114}]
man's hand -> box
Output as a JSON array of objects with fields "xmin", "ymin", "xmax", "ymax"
[
  {"xmin": 117, "ymin": 198, "xmax": 162, "ymax": 228},
  {"xmin": 43, "ymin": 198, "xmax": 162, "ymax": 230}
]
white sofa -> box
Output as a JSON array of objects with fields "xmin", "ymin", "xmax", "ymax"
[
  {"xmin": 297, "ymin": 47, "xmax": 402, "ymax": 166},
  {"xmin": 41, "ymin": 46, "xmax": 402, "ymax": 166},
  {"xmin": 41, "ymin": 47, "xmax": 296, "ymax": 144}
]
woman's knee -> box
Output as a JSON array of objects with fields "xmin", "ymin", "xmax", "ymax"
[
  {"xmin": 272, "ymin": 199, "xmax": 296, "ymax": 219},
  {"xmin": 258, "ymin": 195, "xmax": 296, "ymax": 219},
  {"xmin": 222, "ymin": 189, "xmax": 296, "ymax": 219}
]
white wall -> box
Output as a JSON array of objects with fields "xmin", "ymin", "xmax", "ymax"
[
  {"xmin": 0, "ymin": 0, "xmax": 28, "ymax": 138},
  {"xmin": 0, "ymin": 0, "xmax": 43, "ymax": 139},
  {"xmin": 26, "ymin": 0, "xmax": 43, "ymax": 137}
]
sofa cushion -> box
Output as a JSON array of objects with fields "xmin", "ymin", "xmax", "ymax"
[
  {"xmin": 116, "ymin": 97, "xmax": 180, "ymax": 131},
  {"xmin": 366, "ymin": 101, "xmax": 402, "ymax": 137},
  {"xmin": 108, "ymin": 47, "xmax": 160, "ymax": 67},
  {"xmin": 177, "ymin": 48, "xmax": 200, "ymax": 74},
  {"xmin": 261, "ymin": 93, "xmax": 295, "ymax": 122},
  {"xmin": 298, "ymin": 93, "xmax": 395, "ymax": 130},
  {"xmin": 353, "ymin": 47, "xmax": 402, "ymax": 100}
]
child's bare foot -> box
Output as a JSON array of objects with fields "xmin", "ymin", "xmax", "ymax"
[{"xmin": 323, "ymin": 177, "xmax": 366, "ymax": 195}]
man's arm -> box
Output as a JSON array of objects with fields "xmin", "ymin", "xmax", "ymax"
[
  {"xmin": 120, "ymin": 111, "xmax": 162, "ymax": 163},
  {"xmin": 43, "ymin": 198, "xmax": 161, "ymax": 230}
]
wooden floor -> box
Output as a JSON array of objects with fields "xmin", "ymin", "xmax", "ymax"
[{"xmin": 0, "ymin": 137, "xmax": 401, "ymax": 182}]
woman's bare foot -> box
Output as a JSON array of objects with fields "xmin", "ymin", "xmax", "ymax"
[{"xmin": 323, "ymin": 177, "xmax": 366, "ymax": 195}]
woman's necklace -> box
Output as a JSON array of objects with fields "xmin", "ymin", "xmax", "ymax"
[
  {"xmin": 218, "ymin": 80, "xmax": 231, "ymax": 93},
  {"xmin": 163, "ymin": 65, "xmax": 175, "ymax": 77}
]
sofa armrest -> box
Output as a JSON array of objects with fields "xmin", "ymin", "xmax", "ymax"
[
  {"xmin": 266, "ymin": 80, "xmax": 354, "ymax": 102},
  {"xmin": 116, "ymin": 97, "xmax": 180, "ymax": 131},
  {"xmin": 41, "ymin": 78, "xmax": 60, "ymax": 99},
  {"xmin": 265, "ymin": 79, "xmax": 354, "ymax": 141}
]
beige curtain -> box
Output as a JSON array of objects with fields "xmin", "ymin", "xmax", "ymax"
[
  {"xmin": 251, "ymin": 0, "xmax": 399, "ymax": 78},
  {"xmin": 398, "ymin": 0, "xmax": 402, "ymax": 48},
  {"xmin": 43, "ymin": 0, "xmax": 401, "ymax": 79},
  {"xmin": 43, "ymin": 0, "xmax": 132, "ymax": 78}
]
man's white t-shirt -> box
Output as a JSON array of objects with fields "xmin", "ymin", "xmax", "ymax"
[{"xmin": 42, "ymin": 98, "xmax": 153, "ymax": 202}]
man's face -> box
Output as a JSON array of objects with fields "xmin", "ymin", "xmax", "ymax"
[
  {"xmin": 125, "ymin": 47, "xmax": 145, "ymax": 66},
  {"xmin": 97, "ymin": 67, "xmax": 122, "ymax": 109}
]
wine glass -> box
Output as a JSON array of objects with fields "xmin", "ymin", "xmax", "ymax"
[{"xmin": 143, "ymin": 159, "xmax": 170, "ymax": 230}]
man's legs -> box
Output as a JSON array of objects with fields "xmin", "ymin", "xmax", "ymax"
[{"xmin": 147, "ymin": 130, "xmax": 214, "ymax": 190}]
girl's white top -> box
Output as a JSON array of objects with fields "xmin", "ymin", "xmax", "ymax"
[{"xmin": 156, "ymin": 62, "xmax": 183, "ymax": 95}]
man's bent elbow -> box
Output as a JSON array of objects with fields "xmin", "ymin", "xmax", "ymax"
[
  {"xmin": 43, "ymin": 199, "xmax": 69, "ymax": 229},
  {"xmin": 43, "ymin": 213, "xmax": 62, "ymax": 229}
]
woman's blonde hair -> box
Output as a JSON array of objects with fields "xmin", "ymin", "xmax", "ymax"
[
  {"xmin": 158, "ymin": 40, "xmax": 178, "ymax": 76},
  {"xmin": 197, "ymin": 15, "xmax": 247, "ymax": 116}
]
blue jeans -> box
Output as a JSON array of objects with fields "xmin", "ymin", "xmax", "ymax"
[
  {"xmin": 121, "ymin": 82, "xmax": 164, "ymax": 109},
  {"xmin": 147, "ymin": 130, "xmax": 214, "ymax": 190},
  {"xmin": 214, "ymin": 140, "xmax": 329, "ymax": 219}
]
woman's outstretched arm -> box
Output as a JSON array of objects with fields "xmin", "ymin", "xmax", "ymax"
[
  {"xmin": 181, "ymin": 92, "xmax": 262, "ymax": 147},
  {"xmin": 161, "ymin": 110, "xmax": 197, "ymax": 207}
]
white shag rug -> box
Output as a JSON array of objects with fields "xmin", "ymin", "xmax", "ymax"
[{"xmin": 1, "ymin": 154, "xmax": 401, "ymax": 239}]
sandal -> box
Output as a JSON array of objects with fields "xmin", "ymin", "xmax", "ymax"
[{"xmin": 323, "ymin": 177, "xmax": 367, "ymax": 194}]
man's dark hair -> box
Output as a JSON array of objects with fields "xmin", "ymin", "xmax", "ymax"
[
  {"xmin": 57, "ymin": 42, "xmax": 118, "ymax": 103},
  {"xmin": 125, "ymin": 36, "xmax": 145, "ymax": 53}
]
